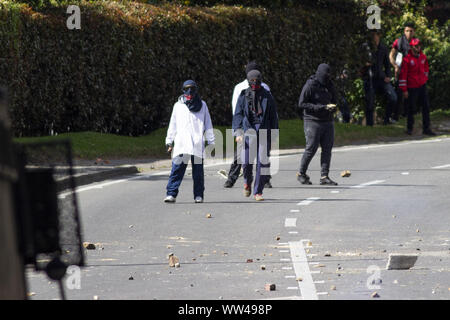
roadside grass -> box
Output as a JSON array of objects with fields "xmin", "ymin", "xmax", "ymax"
[{"xmin": 14, "ymin": 110, "xmax": 450, "ymax": 160}]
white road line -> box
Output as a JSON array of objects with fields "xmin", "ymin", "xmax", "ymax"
[
  {"xmin": 289, "ymin": 241, "xmax": 318, "ymax": 300},
  {"xmin": 432, "ymin": 164, "xmax": 450, "ymax": 169},
  {"xmin": 330, "ymin": 190, "xmax": 340, "ymax": 194},
  {"xmin": 297, "ymin": 197, "xmax": 320, "ymax": 206},
  {"xmin": 401, "ymin": 172, "xmax": 410, "ymax": 175},
  {"xmin": 285, "ymin": 275, "xmax": 296, "ymax": 279},
  {"xmin": 316, "ymin": 292, "xmax": 328, "ymax": 296},
  {"xmin": 350, "ymin": 180, "xmax": 385, "ymax": 189},
  {"xmin": 290, "ymin": 209, "xmax": 300, "ymax": 213},
  {"xmin": 288, "ymin": 231, "xmax": 299, "ymax": 234},
  {"xmin": 279, "ymin": 250, "xmax": 289, "ymax": 253},
  {"xmin": 284, "ymin": 218, "xmax": 297, "ymax": 228},
  {"xmin": 314, "ymin": 280, "xmax": 325, "ymax": 284},
  {"xmin": 282, "ymin": 267, "xmax": 293, "ymax": 270},
  {"xmin": 280, "ymin": 258, "xmax": 291, "ymax": 262},
  {"xmin": 287, "ymin": 287, "xmax": 299, "ymax": 290}
]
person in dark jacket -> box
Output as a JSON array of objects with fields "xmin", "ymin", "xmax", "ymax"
[
  {"xmin": 297, "ymin": 63, "xmax": 338, "ymax": 186},
  {"xmin": 361, "ymin": 29, "xmax": 397, "ymax": 126},
  {"xmin": 232, "ymin": 70, "xmax": 279, "ymax": 201}
]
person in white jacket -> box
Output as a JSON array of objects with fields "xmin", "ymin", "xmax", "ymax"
[{"xmin": 164, "ymin": 80, "xmax": 215, "ymax": 203}]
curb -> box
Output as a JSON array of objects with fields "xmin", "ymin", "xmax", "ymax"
[{"xmin": 56, "ymin": 165, "xmax": 139, "ymax": 192}]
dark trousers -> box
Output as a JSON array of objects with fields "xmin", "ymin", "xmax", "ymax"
[
  {"xmin": 393, "ymin": 82, "xmax": 407, "ymax": 120},
  {"xmin": 227, "ymin": 142, "xmax": 271, "ymax": 185},
  {"xmin": 338, "ymin": 95, "xmax": 351, "ymax": 123},
  {"xmin": 241, "ymin": 125, "xmax": 270, "ymax": 195},
  {"xmin": 300, "ymin": 120, "xmax": 334, "ymax": 177},
  {"xmin": 406, "ymin": 84, "xmax": 431, "ymax": 132},
  {"xmin": 166, "ymin": 154, "xmax": 204, "ymax": 198},
  {"xmin": 364, "ymin": 78, "xmax": 397, "ymax": 126}
]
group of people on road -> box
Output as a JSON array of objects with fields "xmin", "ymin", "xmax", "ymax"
[
  {"xmin": 361, "ymin": 22, "xmax": 435, "ymax": 135},
  {"xmin": 162, "ymin": 20, "xmax": 436, "ymax": 203}
]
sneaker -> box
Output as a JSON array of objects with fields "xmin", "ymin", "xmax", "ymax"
[
  {"xmin": 164, "ymin": 195, "xmax": 176, "ymax": 203},
  {"xmin": 320, "ymin": 176, "xmax": 338, "ymax": 185},
  {"xmin": 423, "ymin": 129, "xmax": 436, "ymax": 136},
  {"xmin": 264, "ymin": 181, "xmax": 273, "ymax": 188},
  {"xmin": 243, "ymin": 184, "xmax": 251, "ymax": 197},
  {"xmin": 296, "ymin": 172, "xmax": 312, "ymax": 185},
  {"xmin": 224, "ymin": 180, "xmax": 234, "ymax": 188},
  {"xmin": 194, "ymin": 196, "xmax": 203, "ymax": 203},
  {"xmin": 254, "ymin": 194, "xmax": 264, "ymax": 201}
]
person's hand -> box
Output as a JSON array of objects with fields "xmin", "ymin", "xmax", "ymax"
[
  {"xmin": 235, "ymin": 136, "xmax": 243, "ymax": 143},
  {"xmin": 403, "ymin": 91, "xmax": 408, "ymax": 99},
  {"xmin": 326, "ymin": 104, "xmax": 337, "ymax": 112},
  {"xmin": 394, "ymin": 66, "xmax": 399, "ymax": 79},
  {"xmin": 365, "ymin": 62, "xmax": 372, "ymax": 67},
  {"xmin": 166, "ymin": 144, "xmax": 173, "ymax": 153},
  {"xmin": 384, "ymin": 77, "xmax": 391, "ymax": 83}
]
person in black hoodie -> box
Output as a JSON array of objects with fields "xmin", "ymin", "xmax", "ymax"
[{"xmin": 297, "ymin": 63, "xmax": 338, "ymax": 186}]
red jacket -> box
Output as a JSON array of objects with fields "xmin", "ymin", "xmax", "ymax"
[{"xmin": 398, "ymin": 51, "xmax": 429, "ymax": 92}]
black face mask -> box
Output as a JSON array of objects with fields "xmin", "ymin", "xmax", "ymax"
[
  {"xmin": 182, "ymin": 85, "xmax": 202, "ymax": 112},
  {"xmin": 247, "ymin": 70, "xmax": 262, "ymax": 91},
  {"xmin": 315, "ymin": 63, "xmax": 331, "ymax": 85}
]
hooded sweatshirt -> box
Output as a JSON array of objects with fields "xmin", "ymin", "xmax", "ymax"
[{"xmin": 298, "ymin": 64, "xmax": 337, "ymax": 122}]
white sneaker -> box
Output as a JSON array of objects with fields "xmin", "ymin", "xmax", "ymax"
[
  {"xmin": 164, "ymin": 195, "xmax": 176, "ymax": 203},
  {"xmin": 194, "ymin": 196, "xmax": 203, "ymax": 203}
]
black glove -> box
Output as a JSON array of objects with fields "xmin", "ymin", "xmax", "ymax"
[{"xmin": 166, "ymin": 143, "xmax": 173, "ymax": 154}]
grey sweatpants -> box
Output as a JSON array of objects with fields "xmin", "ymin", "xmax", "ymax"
[{"xmin": 299, "ymin": 120, "xmax": 334, "ymax": 177}]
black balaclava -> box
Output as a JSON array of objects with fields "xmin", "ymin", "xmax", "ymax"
[
  {"xmin": 315, "ymin": 63, "xmax": 331, "ymax": 85},
  {"xmin": 246, "ymin": 70, "xmax": 263, "ymax": 116},
  {"xmin": 182, "ymin": 80, "xmax": 202, "ymax": 112},
  {"xmin": 245, "ymin": 61, "xmax": 262, "ymax": 77}
]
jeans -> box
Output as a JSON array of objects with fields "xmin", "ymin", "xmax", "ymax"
[
  {"xmin": 364, "ymin": 78, "xmax": 397, "ymax": 126},
  {"xmin": 300, "ymin": 120, "xmax": 334, "ymax": 177},
  {"xmin": 166, "ymin": 154, "xmax": 204, "ymax": 198},
  {"xmin": 406, "ymin": 84, "xmax": 431, "ymax": 132},
  {"xmin": 241, "ymin": 124, "xmax": 270, "ymax": 195}
]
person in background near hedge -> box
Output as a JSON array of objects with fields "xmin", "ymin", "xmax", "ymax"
[
  {"xmin": 389, "ymin": 21, "xmax": 416, "ymax": 120},
  {"xmin": 399, "ymin": 39, "xmax": 436, "ymax": 136},
  {"xmin": 336, "ymin": 69, "xmax": 351, "ymax": 123},
  {"xmin": 361, "ymin": 29, "xmax": 397, "ymax": 126},
  {"xmin": 164, "ymin": 80, "xmax": 215, "ymax": 203},
  {"xmin": 223, "ymin": 61, "xmax": 273, "ymax": 189},
  {"xmin": 232, "ymin": 69, "xmax": 278, "ymax": 201},
  {"xmin": 297, "ymin": 63, "xmax": 338, "ymax": 186}
]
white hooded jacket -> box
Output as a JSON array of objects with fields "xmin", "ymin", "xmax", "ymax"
[{"xmin": 165, "ymin": 97, "xmax": 215, "ymax": 159}]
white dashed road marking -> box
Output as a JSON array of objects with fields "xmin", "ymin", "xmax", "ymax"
[
  {"xmin": 432, "ymin": 164, "xmax": 450, "ymax": 169},
  {"xmin": 285, "ymin": 218, "xmax": 297, "ymax": 227},
  {"xmin": 350, "ymin": 180, "xmax": 385, "ymax": 189},
  {"xmin": 288, "ymin": 240, "xmax": 318, "ymax": 300},
  {"xmin": 297, "ymin": 197, "xmax": 320, "ymax": 206}
]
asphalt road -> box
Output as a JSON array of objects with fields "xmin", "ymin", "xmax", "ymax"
[{"xmin": 26, "ymin": 137, "xmax": 450, "ymax": 300}]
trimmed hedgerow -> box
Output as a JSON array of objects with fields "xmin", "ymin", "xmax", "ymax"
[{"xmin": 0, "ymin": 1, "xmax": 366, "ymax": 137}]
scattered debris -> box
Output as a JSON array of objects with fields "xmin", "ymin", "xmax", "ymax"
[
  {"xmin": 371, "ymin": 292, "xmax": 380, "ymax": 298},
  {"xmin": 27, "ymin": 292, "xmax": 36, "ymax": 297},
  {"xmin": 296, "ymin": 277, "xmax": 303, "ymax": 282},
  {"xmin": 341, "ymin": 170, "xmax": 351, "ymax": 177},
  {"xmin": 206, "ymin": 213, "xmax": 212, "ymax": 218},
  {"xmin": 306, "ymin": 241, "xmax": 313, "ymax": 247},
  {"xmin": 168, "ymin": 253, "xmax": 180, "ymax": 268},
  {"xmin": 314, "ymin": 264, "xmax": 326, "ymax": 268},
  {"xmin": 129, "ymin": 246, "xmax": 133, "ymax": 249},
  {"xmin": 330, "ymin": 285, "xmax": 336, "ymax": 290},
  {"xmin": 275, "ymin": 235, "xmax": 281, "ymax": 241},
  {"xmin": 129, "ymin": 225, "xmax": 134, "ymax": 228},
  {"xmin": 261, "ymin": 265, "xmax": 266, "ymax": 270},
  {"xmin": 128, "ymin": 276, "xmax": 134, "ymax": 280},
  {"xmin": 93, "ymin": 295, "xmax": 99, "ymax": 300},
  {"xmin": 246, "ymin": 259, "xmax": 253, "ymax": 263},
  {"xmin": 371, "ymin": 278, "xmax": 382, "ymax": 285},
  {"xmin": 392, "ymin": 215, "xmax": 396, "ymax": 218},
  {"xmin": 83, "ymin": 242, "xmax": 96, "ymax": 250},
  {"xmin": 393, "ymin": 280, "xmax": 398, "ymax": 284},
  {"xmin": 386, "ymin": 254, "xmax": 418, "ymax": 270},
  {"xmin": 324, "ymin": 253, "xmax": 331, "ymax": 257},
  {"xmin": 265, "ymin": 284, "xmax": 276, "ymax": 291}
]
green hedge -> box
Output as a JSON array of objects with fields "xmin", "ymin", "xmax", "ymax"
[{"xmin": 0, "ymin": 0, "xmax": 447, "ymax": 137}]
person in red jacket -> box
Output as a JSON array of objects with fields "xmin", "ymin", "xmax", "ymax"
[{"xmin": 398, "ymin": 38, "xmax": 436, "ymax": 136}]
